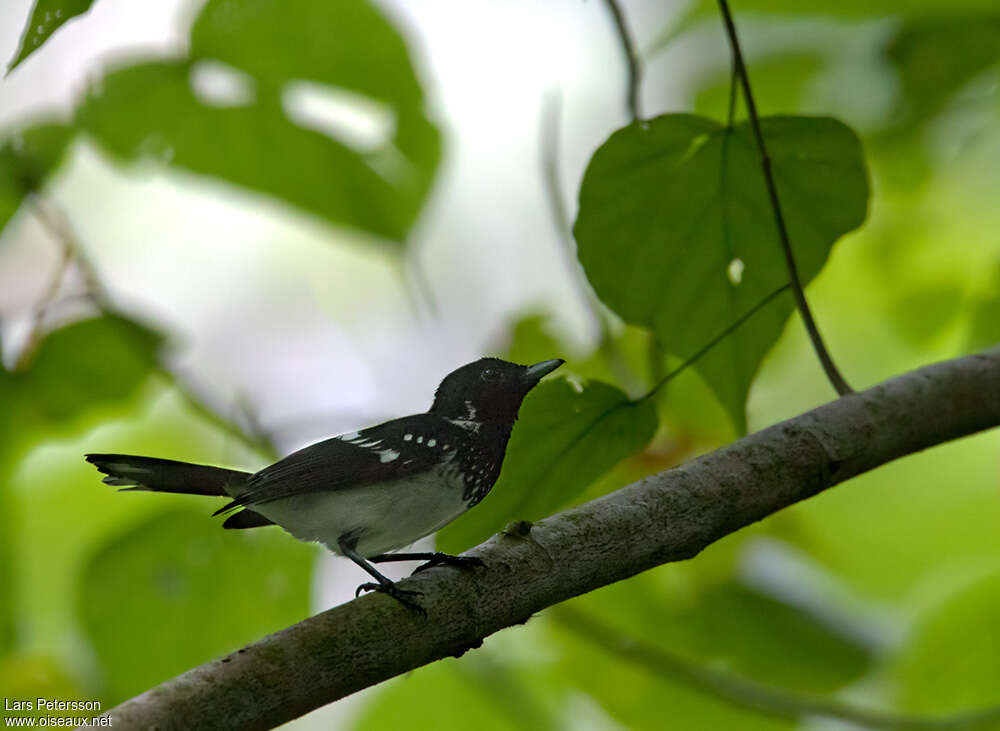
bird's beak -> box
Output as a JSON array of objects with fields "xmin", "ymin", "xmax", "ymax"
[{"xmin": 523, "ymin": 358, "xmax": 565, "ymax": 385}]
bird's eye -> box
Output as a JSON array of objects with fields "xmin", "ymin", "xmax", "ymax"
[{"xmin": 481, "ymin": 369, "xmax": 500, "ymax": 381}]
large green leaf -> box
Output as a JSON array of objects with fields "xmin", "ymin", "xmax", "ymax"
[
  {"xmin": 0, "ymin": 123, "xmax": 73, "ymax": 238},
  {"xmin": 574, "ymin": 114, "xmax": 868, "ymax": 431},
  {"xmin": 438, "ymin": 378, "xmax": 657, "ymax": 554},
  {"xmin": 77, "ymin": 0, "xmax": 440, "ymax": 243},
  {"xmin": 78, "ymin": 510, "xmax": 313, "ymax": 704},
  {"xmin": 7, "ymin": 0, "xmax": 96, "ymax": 73}
]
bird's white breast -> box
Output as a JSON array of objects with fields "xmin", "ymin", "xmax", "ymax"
[{"xmin": 250, "ymin": 458, "xmax": 470, "ymax": 557}]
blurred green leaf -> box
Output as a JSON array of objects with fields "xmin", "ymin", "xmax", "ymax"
[
  {"xmin": 0, "ymin": 654, "xmax": 88, "ymax": 719},
  {"xmin": 501, "ymin": 314, "xmax": 568, "ymax": 372},
  {"xmin": 549, "ymin": 607, "xmax": 795, "ymax": 730},
  {"xmin": 438, "ymin": 378, "xmax": 657, "ymax": 553},
  {"xmin": 574, "ymin": 114, "xmax": 868, "ymax": 431},
  {"xmin": 15, "ymin": 314, "xmax": 161, "ymax": 437},
  {"xmin": 695, "ymin": 54, "xmax": 826, "ymax": 121},
  {"xmin": 78, "ymin": 510, "xmax": 313, "ymax": 704},
  {"xmin": 78, "ymin": 0, "xmax": 440, "ymax": 243},
  {"xmin": 886, "ymin": 283, "xmax": 965, "ymax": 346},
  {"xmin": 887, "ymin": 15, "xmax": 1000, "ymax": 129},
  {"xmin": 561, "ymin": 568, "xmax": 871, "ymax": 696},
  {"xmin": 676, "ymin": 0, "xmax": 1000, "ymax": 25},
  {"xmin": 0, "ymin": 123, "xmax": 73, "ymax": 237},
  {"xmin": 7, "ymin": 0, "xmax": 96, "ymax": 73},
  {"xmin": 891, "ymin": 571, "xmax": 1000, "ymax": 713},
  {"xmin": 0, "ymin": 315, "xmax": 159, "ymax": 657},
  {"xmin": 354, "ymin": 651, "xmax": 561, "ymax": 731},
  {"xmin": 966, "ymin": 295, "xmax": 1000, "ymax": 352}
]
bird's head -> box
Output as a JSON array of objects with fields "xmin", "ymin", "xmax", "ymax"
[{"xmin": 430, "ymin": 357, "xmax": 564, "ymax": 425}]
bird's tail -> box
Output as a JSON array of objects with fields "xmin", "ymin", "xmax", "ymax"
[{"xmin": 84, "ymin": 454, "xmax": 251, "ymax": 496}]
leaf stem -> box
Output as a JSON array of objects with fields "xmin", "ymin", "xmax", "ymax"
[
  {"xmin": 716, "ymin": 0, "xmax": 853, "ymax": 395},
  {"xmin": 638, "ymin": 284, "xmax": 790, "ymax": 402},
  {"xmin": 556, "ymin": 607, "xmax": 1000, "ymax": 730},
  {"xmin": 601, "ymin": 0, "xmax": 642, "ymax": 122}
]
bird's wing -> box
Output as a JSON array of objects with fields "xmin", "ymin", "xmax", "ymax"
[{"xmin": 214, "ymin": 415, "xmax": 468, "ymax": 514}]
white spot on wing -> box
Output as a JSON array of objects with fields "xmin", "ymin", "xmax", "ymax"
[
  {"xmin": 404, "ymin": 434, "xmax": 413, "ymax": 441},
  {"xmin": 379, "ymin": 449, "xmax": 400, "ymax": 463},
  {"xmin": 417, "ymin": 436, "xmax": 424, "ymax": 443},
  {"xmin": 338, "ymin": 431, "xmax": 361, "ymax": 442},
  {"xmin": 428, "ymin": 439, "xmax": 437, "ymax": 447}
]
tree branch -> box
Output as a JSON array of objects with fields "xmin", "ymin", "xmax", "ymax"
[
  {"xmin": 716, "ymin": 0, "xmax": 854, "ymax": 396},
  {"xmin": 106, "ymin": 347, "xmax": 1000, "ymax": 730}
]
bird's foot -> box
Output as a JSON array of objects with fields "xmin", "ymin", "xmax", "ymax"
[
  {"xmin": 355, "ymin": 581, "xmax": 426, "ymax": 615},
  {"xmin": 412, "ymin": 553, "xmax": 486, "ymax": 575}
]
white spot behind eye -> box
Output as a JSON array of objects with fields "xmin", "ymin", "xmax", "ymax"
[{"xmin": 728, "ymin": 258, "xmax": 744, "ymax": 285}]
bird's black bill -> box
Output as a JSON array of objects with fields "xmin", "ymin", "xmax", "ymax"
[{"xmin": 523, "ymin": 358, "xmax": 564, "ymax": 384}]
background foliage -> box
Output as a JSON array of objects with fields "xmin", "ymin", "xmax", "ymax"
[{"xmin": 1, "ymin": 0, "xmax": 999, "ymax": 728}]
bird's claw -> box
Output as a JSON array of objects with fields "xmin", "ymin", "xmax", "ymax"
[
  {"xmin": 355, "ymin": 582, "xmax": 426, "ymax": 615},
  {"xmin": 412, "ymin": 553, "xmax": 486, "ymax": 575}
]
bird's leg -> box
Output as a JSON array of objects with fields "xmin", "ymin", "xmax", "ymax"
[
  {"xmin": 370, "ymin": 552, "xmax": 486, "ymax": 575},
  {"xmin": 338, "ymin": 538, "xmax": 425, "ymax": 615}
]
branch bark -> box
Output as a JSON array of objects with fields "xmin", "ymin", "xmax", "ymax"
[{"xmin": 105, "ymin": 347, "xmax": 1000, "ymax": 730}]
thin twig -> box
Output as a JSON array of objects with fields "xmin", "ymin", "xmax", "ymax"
[
  {"xmin": 716, "ymin": 0, "xmax": 853, "ymax": 395},
  {"xmin": 556, "ymin": 607, "xmax": 1000, "ymax": 730},
  {"xmin": 638, "ymin": 283, "xmax": 790, "ymax": 402},
  {"xmin": 601, "ymin": 0, "xmax": 642, "ymax": 122},
  {"xmin": 539, "ymin": 93, "xmax": 644, "ymax": 396},
  {"xmin": 13, "ymin": 230, "xmax": 73, "ymax": 371}
]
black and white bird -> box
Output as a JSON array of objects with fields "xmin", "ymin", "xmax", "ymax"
[{"xmin": 85, "ymin": 357, "xmax": 563, "ymax": 610}]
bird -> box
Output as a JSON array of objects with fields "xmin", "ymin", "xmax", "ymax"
[{"xmin": 85, "ymin": 357, "xmax": 564, "ymax": 611}]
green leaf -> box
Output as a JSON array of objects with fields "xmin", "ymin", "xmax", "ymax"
[
  {"xmin": 0, "ymin": 122, "xmax": 74, "ymax": 237},
  {"xmin": 694, "ymin": 54, "xmax": 827, "ymax": 121},
  {"xmin": 7, "ymin": 0, "xmax": 96, "ymax": 73},
  {"xmin": 574, "ymin": 114, "xmax": 868, "ymax": 431},
  {"xmin": 438, "ymin": 378, "xmax": 657, "ymax": 554},
  {"xmin": 676, "ymin": 0, "xmax": 1000, "ymax": 24},
  {"xmin": 966, "ymin": 293, "xmax": 1000, "ymax": 352},
  {"xmin": 354, "ymin": 651, "xmax": 561, "ymax": 731},
  {"xmin": 549, "ymin": 607, "xmax": 796, "ymax": 731},
  {"xmin": 0, "ymin": 655, "xmax": 89, "ymax": 720},
  {"xmin": 887, "ymin": 15, "xmax": 1000, "ymax": 130},
  {"xmin": 891, "ymin": 571, "xmax": 1000, "ymax": 713},
  {"xmin": 78, "ymin": 510, "xmax": 314, "ymax": 704},
  {"xmin": 78, "ymin": 0, "xmax": 440, "ymax": 243},
  {"xmin": 16, "ymin": 314, "xmax": 161, "ymax": 434},
  {"xmin": 886, "ymin": 283, "xmax": 965, "ymax": 346}
]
